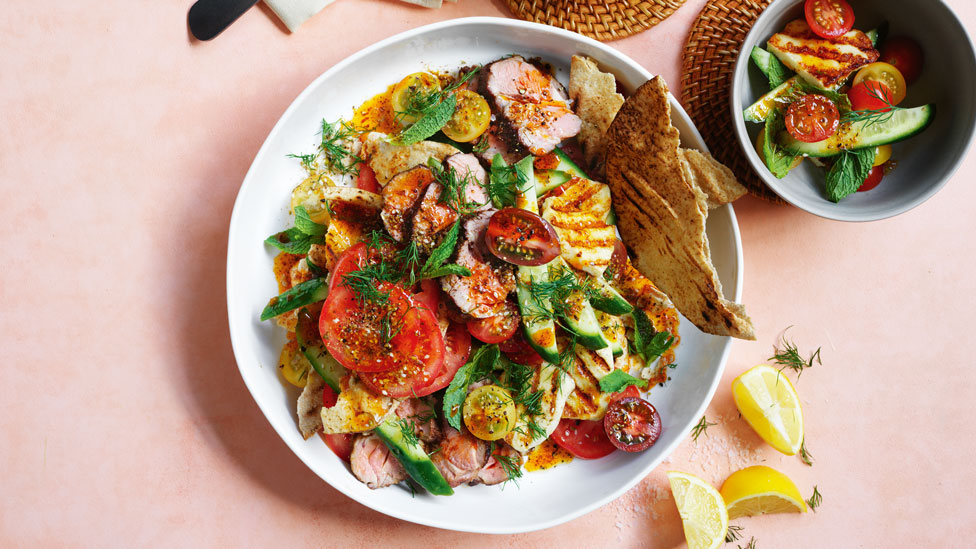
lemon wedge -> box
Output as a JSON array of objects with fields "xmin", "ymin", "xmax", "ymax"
[
  {"xmin": 667, "ymin": 471, "xmax": 728, "ymax": 549},
  {"xmin": 720, "ymin": 465, "xmax": 807, "ymax": 519},
  {"xmin": 732, "ymin": 364, "xmax": 804, "ymax": 455}
]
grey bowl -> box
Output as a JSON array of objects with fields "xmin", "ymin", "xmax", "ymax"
[{"xmin": 731, "ymin": 0, "xmax": 976, "ymax": 221}]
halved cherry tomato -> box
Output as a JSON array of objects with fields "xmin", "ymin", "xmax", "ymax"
[
  {"xmin": 391, "ymin": 72, "xmax": 441, "ymax": 125},
  {"xmin": 804, "ymin": 0, "xmax": 854, "ymax": 39},
  {"xmin": 612, "ymin": 385, "xmax": 642, "ymax": 401},
  {"xmin": 609, "ymin": 239, "xmax": 629, "ymax": 276},
  {"xmin": 873, "ymin": 144, "xmax": 892, "ymax": 167},
  {"xmin": 853, "ymin": 63, "xmax": 907, "ymax": 106},
  {"xmin": 442, "ymin": 90, "xmax": 491, "ymax": 143},
  {"xmin": 498, "ymin": 330, "xmax": 544, "ymax": 367},
  {"xmin": 880, "ymin": 36, "xmax": 924, "ymax": 85},
  {"xmin": 857, "ymin": 164, "xmax": 885, "ymax": 192},
  {"xmin": 485, "ymin": 207, "xmax": 560, "ymax": 266},
  {"xmin": 604, "ymin": 396, "xmax": 662, "ymax": 452},
  {"xmin": 320, "ymin": 432, "xmax": 355, "ymax": 462},
  {"xmin": 328, "ymin": 242, "xmax": 368, "ymax": 291},
  {"xmin": 319, "ymin": 282, "xmax": 444, "ymax": 376},
  {"xmin": 785, "ymin": 94, "xmax": 840, "ymax": 143},
  {"xmin": 356, "ymin": 165, "xmax": 379, "ymax": 193},
  {"xmin": 551, "ymin": 418, "xmax": 617, "ymax": 459},
  {"xmin": 415, "ymin": 322, "xmax": 472, "ymax": 396},
  {"xmin": 467, "ymin": 301, "xmax": 520, "ymax": 343},
  {"xmin": 848, "ymin": 81, "xmax": 894, "ymax": 112}
]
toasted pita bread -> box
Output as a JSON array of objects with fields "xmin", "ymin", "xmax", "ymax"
[
  {"xmin": 569, "ymin": 56, "xmax": 624, "ymax": 180},
  {"xmin": 297, "ymin": 372, "xmax": 326, "ymax": 440},
  {"xmin": 605, "ymin": 77, "xmax": 755, "ymax": 340},
  {"xmin": 679, "ymin": 148, "xmax": 748, "ymax": 209}
]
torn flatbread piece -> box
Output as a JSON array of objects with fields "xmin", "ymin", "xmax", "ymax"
[
  {"xmin": 297, "ymin": 371, "xmax": 326, "ymax": 439},
  {"xmin": 679, "ymin": 148, "xmax": 748, "ymax": 209},
  {"xmin": 605, "ymin": 77, "xmax": 755, "ymax": 340},
  {"xmin": 569, "ymin": 55, "xmax": 624, "ymax": 180}
]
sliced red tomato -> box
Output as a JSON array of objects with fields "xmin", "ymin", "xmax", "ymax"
[
  {"xmin": 880, "ymin": 36, "xmax": 924, "ymax": 85},
  {"xmin": 320, "ymin": 432, "xmax": 355, "ymax": 462},
  {"xmin": 319, "ymin": 282, "xmax": 444, "ymax": 377},
  {"xmin": 604, "ymin": 396, "xmax": 662, "ymax": 453},
  {"xmin": 612, "ymin": 385, "xmax": 641, "ymax": 401},
  {"xmin": 322, "ymin": 384, "xmax": 339, "ymax": 408},
  {"xmin": 416, "ymin": 322, "xmax": 472, "ymax": 396},
  {"xmin": 857, "ymin": 164, "xmax": 885, "ymax": 192},
  {"xmin": 467, "ymin": 301, "xmax": 520, "ymax": 343},
  {"xmin": 484, "ymin": 207, "xmax": 560, "ymax": 266},
  {"xmin": 356, "ymin": 165, "xmax": 379, "ymax": 193},
  {"xmin": 498, "ymin": 330, "xmax": 545, "ymax": 367},
  {"xmin": 328, "ymin": 242, "xmax": 368, "ymax": 291},
  {"xmin": 849, "ymin": 81, "xmax": 894, "ymax": 112},
  {"xmin": 785, "ymin": 94, "xmax": 840, "ymax": 143},
  {"xmin": 551, "ymin": 418, "xmax": 617, "ymax": 459},
  {"xmin": 804, "ymin": 0, "xmax": 854, "ymax": 39},
  {"xmin": 413, "ymin": 278, "xmax": 441, "ymax": 316}
]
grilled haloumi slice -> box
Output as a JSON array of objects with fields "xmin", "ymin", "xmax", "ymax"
[
  {"xmin": 541, "ymin": 177, "xmax": 616, "ymax": 277},
  {"xmin": 505, "ymin": 363, "xmax": 575, "ymax": 453},
  {"xmin": 766, "ymin": 19, "xmax": 878, "ymax": 90},
  {"xmin": 562, "ymin": 346, "xmax": 616, "ymax": 421}
]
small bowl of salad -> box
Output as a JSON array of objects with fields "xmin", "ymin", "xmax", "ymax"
[{"xmin": 732, "ymin": 0, "xmax": 976, "ymax": 221}]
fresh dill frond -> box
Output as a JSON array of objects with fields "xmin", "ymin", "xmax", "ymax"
[
  {"xmin": 395, "ymin": 67, "xmax": 481, "ymax": 123},
  {"xmin": 799, "ymin": 439, "xmax": 814, "ymax": 466},
  {"xmin": 738, "ymin": 537, "xmax": 757, "ymax": 549},
  {"xmin": 725, "ymin": 524, "xmax": 744, "ymax": 543},
  {"xmin": 395, "ymin": 418, "xmax": 420, "ymax": 447},
  {"xmin": 472, "ymin": 133, "xmax": 489, "ymax": 154},
  {"xmin": 427, "ymin": 158, "xmax": 485, "ymax": 215},
  {"xmin": 770, "ymin": 330, "xmax": 821, "ymax": 380},
  {"xmin": 526, "ymin": 418, "xmax": 547, "ymax": 440},
  {"xmin": 493, "ymin": 452, "xmax": 524, "ymax": 487},
  {"xmin": 318, "ymin": 118, "xmax": 364, "ymax": 176},
  {"xmin": 691, "ymin": 415, "xmax": 716, "ymax": 443},
  {"xmin": 287, "ymin": 152, "xmax": 317, "ymax": 171},
  {"xmin": 840, "ymin": 83, "xmax": 903, "ymax": 129},
  {"xmin": 806, "ymin": 485, "xmax": 822, "ymax": 512}
]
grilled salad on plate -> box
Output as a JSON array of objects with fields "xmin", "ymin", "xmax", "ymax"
[{"xmin": 261, "ymin": 53, "xmax": 752, "ymax": 495}]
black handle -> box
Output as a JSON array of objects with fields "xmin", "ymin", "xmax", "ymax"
[{"xmin": 188, "ymin": 0, "xmax": 261, "ymax": 41}]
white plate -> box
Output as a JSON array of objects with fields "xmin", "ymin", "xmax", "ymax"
[{"xmin": 226, "ymin": 17, "xmax": 744, "ymax": 534}]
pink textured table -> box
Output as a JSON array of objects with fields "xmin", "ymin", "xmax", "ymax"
[{"xmin": 3, "ymin": 1, "xmax": 975, "ymax": 546}]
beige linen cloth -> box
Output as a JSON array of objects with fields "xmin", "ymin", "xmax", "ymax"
[{"xmin": 264, "ymin": 0, "xmax": 456, "ymax": 32}]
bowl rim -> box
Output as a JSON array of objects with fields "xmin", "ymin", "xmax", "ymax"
[
  {"xmin": 226, "ymin": 15, "xmax": 744, "ymax": 533},
  {"xmin": 730, "ymin": 0, "xmax": 976, "ymax": 222}
]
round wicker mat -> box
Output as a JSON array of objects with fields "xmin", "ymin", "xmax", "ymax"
[
  {"xmin": 505, "ymin": 0, "xmax": 688, "ymax": 42},
  {"xmin": 681, "ymin": 0, "xmax": 785, "ymax": 203}
]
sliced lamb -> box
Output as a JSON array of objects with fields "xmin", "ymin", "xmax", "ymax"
[
  {"xmin": 380, "ymin": 165, "xmax": 436, "ymax": 241},
  {"xmin": 444, "ymin": 153, "xmax": 491, "ymax": 211},
  {"xmin": 439, "ymin": 209, "xmax": 517, "ymax": 319},
  {"xmin": 481, "ymin": 56, "xmax": 582, "ymax": 156},
  {"xmin": 409, "ymin": 153, "xmax": 490, "ymax": 254},
  {"xmin": 479, "ymin": 443, "xmax": 524, "ymax": 486},
  {"xmin": 394, "ymin": 398, "xmax": 441, "ymax": 445},
  {"xmin": 430, "ymin": 423, "xmax": 488, "ymax": 488},
  {"xmin": 349, "ymin": 433, "xmax": 408, "ymax": 489},
  {"xmin": 476, "ymin": 122, "xmax": 527, "ymax": 166}
]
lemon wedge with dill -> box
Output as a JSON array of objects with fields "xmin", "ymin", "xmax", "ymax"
[{"xmin": 732, "ymin": 364, "xmax": 804, "ymax": 455}]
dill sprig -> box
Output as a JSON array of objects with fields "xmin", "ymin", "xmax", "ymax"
[
  {"xmin": 799, "ymin": 439, "xmax": 814, "ymax": 466},
  {"xmin": 691, "ymin": 415, "xmax": 716, "ymax": 443},
  {"xmin": 806, "ymin": 485, "xmax": 822, "ymax": 512},
  {"xmin": 492, "ymin": 452, "xmax": 524, "ymax": 487},
  {"xmin": 840, "ymin": 83, "xmax": 903, "ymax": 129},
  {"xmin": 770, "ymin": 331, "xmax": 821, "ymax": 380},
  {"xmin": 472, "ymin": 133, "xmax": 490, "ymax": 154},
  {"xmin": 395, "ymin": 418, "xmax": 420, "ymax": 447},
  {"xmin": 318, "ymin": 119, "xmax": 364, "ymax": 176},
  {"xmin": 738, "ymin": 537, "xmax": 757, "ymax": 549},
  {"xmin": 287, "ymin": 152, "xmax": 317, "ymax": 171},
  {"xmin": 426, "ymin": 158, "xmax": 485, "ymax": 215},
  {"xmin": 725, "ymin": 524, "xmax": 744, "ymax": 543}
]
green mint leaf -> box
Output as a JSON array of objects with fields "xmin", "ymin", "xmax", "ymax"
[
  {"xmin": 392, "ymin": 94, "xmax": 458, "ymax": 147},
  {"xmin": 442, "ymin": 344, "xmax": 500, "ymax": 430},
  {"xmin": 423, "ymin": 264, "xmax": 471, "ymax": 279},
  {"xmin": 630, "ymin": 309, "xmax": 675, "ymax": 363},
  {"xmin": 826, "ymin": 148, "xmax": 876, "ymax": 202},
  {"xmin": 762, "ymin": 111, "xmax": 798, "ymax": 179},
  {"xmin": 422, "ymin": 219, "xmax": 461, "ymax": 276},
  {"xmin": 265, "ymin": 227, "xmax": 320, "ymax": 254},
  {"xmin": 260, "ymin": 277, "xmax": 328, "ymax": 321},
  {"xmin": 598, "ymin": 369, "xmax": 648, "ymax": 393},
  {"xmin": 751, "ymin": 46, "xmax": 792, "ymax": 89},
  {"xmin": 293, "ymin": 205, "xmax": 328, "ymax": 236}
]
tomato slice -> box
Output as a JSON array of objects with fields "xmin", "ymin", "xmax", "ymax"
[
  {"xmin": 484, "ymin": 207, "xmax": 560, "ymax": 266},
  {"xmin": 880, "ymin": 36, "xmax": 924, "ymax": 85},
  {"xmin": 853, "ymin": 63, "xmax": 907, "ymax": 106},
  {"xmin": 329, "ymin": 242, "xmax": 367, "ymax": 291},
  {"xmin": 413, "ymin": 278, "xmax": 441, "ymax": 316},
  {"xmin": 857, "ymin": 164, "xmax": 885, "ymax": 192},
  {"xmin": 322, "ymin": 384, "xmax": 339, "ymax": 408},
  {"xmin": 356, "ymin": 165, "xmax": 379, "ymax": 193},
  {"xmin": 467, "ymin": 301, "xmax": 520, "ymax": 343},
  {"xmin": 804, "ymin": 0, "xmax": 854, "ymax": 39},
  {"xmin": 498, "ymin": 330, "xmax": 545, "ymax": 367},
  {"xmin": 319, "ymin": 282, "xmax": 444, "ymax": 377},
  {"xmin": 551, "ymin": 418, "xmax": 617, "ymax": 459},
  {"xmin": 415, "ymin": 322, "xmax": 472, "ymax": 396},
  {"xmin": 785, "ymin": 95, "xmax": 840, "ymax": 143},
  {"xmin": 604, "ymin": 396, "xmax": 662, "ymax": 453},
  {"xmin": 320, "ymin": 432, "xmax": 355, "ymax": 462}
]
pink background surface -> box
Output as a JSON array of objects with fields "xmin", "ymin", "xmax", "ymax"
[{"xmin": 3, "ymin": 0, "xmax": 975, "ymax": 546}]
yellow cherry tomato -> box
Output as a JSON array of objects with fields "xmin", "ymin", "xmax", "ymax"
[
  {"xmin": 873, "ymin": 144, "xmax": 893, "ymax": 166},
  {"xmin": 442, "ymin": 90, "xmax": 491, "ymax": 143},
  {"xmin": 755, "ymin": 130, "xmax": 802, "ymax": 170},
  {"xmin": 278, "ymin": 339, "xmax": 310, "ymax": 388},
  {"xmin": 463, "ymin": 385, "xmax": 517, "ymax": 441},
  {"xmin": 852, "ymin": 62, "xmax": 907, "ymax": 106},
  {"xmin": 390, "ymin": 72, "xmax": 441, "ymax": 125}
]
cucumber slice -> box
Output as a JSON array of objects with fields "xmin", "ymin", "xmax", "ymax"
[
  {"xmin": 260, "ymin": 276, "xmax": 328, "ymax": 321},
  {"xmin": 296, "ymin": 307, "xmax": 347, "ymax": 392},
  {"xmin": 743, "ymin": 77, "xmax": 796, "ymax": 123},
  {"xmin": 516, "ymin": 266, "xmax": 560, "ymax": 363},
  {"xmin": 605, "ymin": 206, "xmax": 618, "ymax": 226},
  {"xmin": 374, "ymin": 419, "xmax": 454, "ymax": 496},
  {"xmin": 549, "ymin": 258, "xmax": 609, "ymax": 351},
  {"xmin": 781, "ymin": 104, "xmax": 936, "ymax": 157},
  {"xmin": 866, "ymin": 22, "xmax": 888, "ymax": 48},
  {"xmin": 551, "ymin": 147, "xmax": 589, "ymax": 179},
  {"xmin": 595, "ymin": 310, "xmax": 625, "ymax": 358},
  {"xmin": 589, "ymin": 275, "xmax": 633, "ymax": 315},
  {"xmin": 536, "ymin": 169, "xmax": 571, "ymax": 195},
  {"xmin": 750, "ymin": 46, "xmax": 792, "ymax": 89}
]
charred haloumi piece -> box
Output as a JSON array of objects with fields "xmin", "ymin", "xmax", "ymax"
[
  {"xmin": 766, "ymin": 19, "xmax": 878, "ymax": 90},
  {"xmin": 505, "ymin": 364, "xmax": 575, "ymax": 453},
  {"xmin": 562, "ymin": 346, "xmax": 616, "ymax": 421},
  {"xmin": 541, "ymin": 177, "xmax": 616, "ymax": 278}
]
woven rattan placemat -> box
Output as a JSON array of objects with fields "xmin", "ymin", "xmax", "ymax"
[
  {"xmin": 681, "ymin": 0, "xmax": 785, "ymax": 202},
  {"xmin": 505, "ymin": 0, "xmax": 688, "ymax": 41}
]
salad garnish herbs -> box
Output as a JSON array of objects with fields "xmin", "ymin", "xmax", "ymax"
[
  {"xmin": 769, "ymin": 331, "xmax": 822, "ymax": 380},
  {"xmin": 826, "ymin": 147, "xmax": 876, "ymax": 202},
  {"xmin": 443, "ymin": 345, "xmax": 500, "ymax": 429},
  {"xmin": 725, "ymin": 524, "xmax": 745, "ymax": 543},
  {"xmin": 472, "ymin": 133, "xmax": 490, "ymax": 154},
  {"xmin": 799, "ymin": 439, "xmax": 814, "ymax": 466},
  {"xmin": 392, "ymin": 67, "xmax": 481, "ymax": 147},
  {"xmin": 264, "ymin": 205, "xmax": 327, "ymax": 254},
  {"xmin": 319, "ymin": 118, "xmax": 365, "ymax": 176},
  {"xmin": 394, "ymin": 417, "xmax": 421, "ymax": 447},
  {"xmin": 598, "ymin": 370, "xmax": 648, "ymax": 393},
  {"xmin": 690, "ymin": 415, "xmax": 716, "ymax": 443},
  {"xmin": 630, "ymin": 308, "xmax": 676, "ymax": 364},
  {"xmin": 840, "ymin": 84, "xmax": 903, "ymax": 128},
  {"xmin": 487, "ymin": 155, "xmax": 529, "ymax": 208},
  {"xmin": 738, "ymin": 537, "xmax": 758, "ymax": 549},
  {"xmin": 426, "ymin": 158, "xmax": 485, "ymax": 216},
  {"xmin": 806, "ymin": 485, "xmax": 823, "ymax": 512},
  {"xmin": 419, "ymin": 220, "xmax": 471, "ymax": 280}
]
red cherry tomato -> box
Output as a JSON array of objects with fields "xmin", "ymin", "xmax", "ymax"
[
  {"xmin": 320, "ymin": 432, "xmax": 355, "ymax": 462},
  {"xmin": 804, "ymin": 0, "xmax": 854, "ymax": 39},
  {"xmin": 609, "ymin": 239, "xmax": 628, "ymax": 276},
  {"xmin": 467, "ymin": 301, "xmax": 520, "ymax": 343},
  {"xmin": 880, "ymin": 36, "xmax": 924, "ymax": 85},
  {"xmin": 356, "ymin": 165, "xmax": 379, "ymax": 193},
  {"xmin": 848, "ymin": 81, "xmax": 894, "ymax": 112},
  {"xmin": 857, "ymin": 164, "xmax": 885, "ymax": 192},
  {"xmin": 319, "ymin": 282, "xmax": 444, "ymax": 377},
  {"xmin": 484, "ymin": 207, "xmax": 561, "ymax": 266},
  {"xmin": 785, "ymin": 94, "xmax": 840, "ymax": 143},
  {"xmin": 612, "ymin": 385, "xmax": 642, "ymax": 401},
  {"xmin": 498, "ymin": 330, "xmax": 545, "ymax": 367},
  {"xmin": 551, "ymin": 418, "xmax": 618, "ymax": 459},
  {"xmin": 329, "ymin": 242, "xmax": 368, "ymax": 291},
  {"xmin": 322, "ymin": 384, "xmax": 339, "ymax": 408},
  {"xmin": 604, "ymin": 396, "xmax": 662, "ymax": 453},
  {"xmin": 415, "ymin": 322, "xmax": 472, "ymax": 396}
]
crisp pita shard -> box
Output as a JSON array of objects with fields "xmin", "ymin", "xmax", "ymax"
[
  {"xmin": 605, "ymin": 77, "xmax": 755, "ymax": 340},
  {"xmin": 679, "ymin": 148, "xmax": 748, "ymax": 209},
  {"xmin": 569, "ymin": 55, "xmax": 625, "ymax": 180},
  {"xmin": 298, "ymin": 371, "xmax": 326, "ymax": 440}
]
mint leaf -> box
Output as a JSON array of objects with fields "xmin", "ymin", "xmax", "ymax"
[
  {"xmin": 825, "ymin": 148, "xmax": 876, "ymax": 202},
  {"xmin": 443, "ymin": 344, "xmax": 500, "ymax": 429},
  {"xmin": 599, "ymin": 369, "xmax": 648, "ymax": 393},
  {"xmin": 423, "ymin": 264, "xmax": 471, "ymax": 279},
  {"xmin": 265, "ymin": 227, "xmax": 320, "ymax": 254},
  {"xmin": 751, "ymin": 46, "xmax": 792, "ymax": 89},
  {"xmin": 421, "ymin": 220, "xmax": 463, "ymax": 279},
  {"xmin": 294, "ymin": 205, "xmax": 327, "ymax": 236},
  {"xmin": 630, "ymin": 309, "xmax": 675, "ymax": 364},
  {"xmin": 392, "ymin": 94, "xmax": 458, "ymax": 147},
  {"xmin": 762, "ymin": 111, "xmax": 798, "ymax": 179}
]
